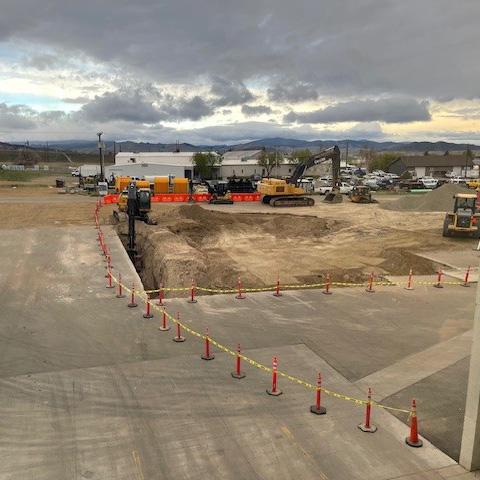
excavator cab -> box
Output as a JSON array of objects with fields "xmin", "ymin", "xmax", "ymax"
[
  {"xmin": 443, "ymin": 193, "xmax": 480, "ymax": 237},
  {"xmin": 113, "ymin": 182, "xmax": 155, "ymax": 224}
]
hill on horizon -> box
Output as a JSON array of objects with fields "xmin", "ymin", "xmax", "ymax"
[{"xmin": 2, "ymin": 138, "xmax": 479, "ymax": 154}]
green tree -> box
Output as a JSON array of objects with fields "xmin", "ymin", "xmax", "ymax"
[
  {"xmin": 258, "ymin": 150, "xmax": 278, "ymax": 177},
  {"xmin": 290, "ymin": 148, "xmax": 312, "ymax": 164},
  {"xmin": 465, "ymin": 148, "xmax": 474, "ymax": 160},
  {"xmin": 360, "ymin": 148, "xmax": 376, "ymax": 170},
  {"xmin": 366, "ymin": 152, "xmax": 399, "ymax": 173},
  {"xmin": 193, "ymin": 152, "xmax": 221, "ymax": 179}
]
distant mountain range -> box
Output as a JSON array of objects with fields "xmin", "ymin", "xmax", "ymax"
[
  {"xmin": 233, "ymin": 138, "xmax": 480, "ymax": 152},
  {"xmin": 8, "ymin": 137, "xmax": 480, "ymax": 154}
]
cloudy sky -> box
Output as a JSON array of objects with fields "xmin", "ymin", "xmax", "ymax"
[{"xmin": 0, "ymin": 0, "xmax": 479, "ymax": 145}]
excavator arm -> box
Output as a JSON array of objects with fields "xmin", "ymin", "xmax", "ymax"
[
  {"xmin": 288, "ymin": 146, "xmax": 341, "ymax": 187},
  {"xmin": 257, "ymin": 144, "xmax": 342, "ymax": 206}
]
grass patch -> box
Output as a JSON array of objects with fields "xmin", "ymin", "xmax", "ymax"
[{"xmin": 0, "ymin": 170, "xmax": 51, "ymax": 182}]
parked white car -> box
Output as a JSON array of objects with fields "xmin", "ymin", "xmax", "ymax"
[
  {"xmin": 448, "ymin": 176, "xmax": 467, "ymax": 184},
  {"xmin": 419, "ymin": 177, "xmax": 438, "ymax": 189},
  {"xmin": 363, "ymin": 178, "xmax": 380, "ymax": 190},
  {"xmin": 316, "ymin": 182, "xmax": 353, "ymax": 195}
]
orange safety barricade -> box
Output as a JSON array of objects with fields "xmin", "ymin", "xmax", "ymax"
[
  {"xmin": 103, "ymin": 194, "xmax": 120, "ymax": 204},
  {"xmin": 192, "ymin": 193, "xmax": 212, "ymax": 202},
  {"xmin": 152, "ymin": 194, "xmax": 190, "ymax": 203},
  {"xmin": 231, "ymin": 193, "xmax": 261, "ymax": 202}
]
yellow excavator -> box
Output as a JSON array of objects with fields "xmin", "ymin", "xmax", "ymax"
[
  {"xmin": 257, "ymin": 146, "xmax": 342, "ymax": 207},
  {"xmin": 113, "ymin": 180, "xmax": 155, "ymax": 226}
]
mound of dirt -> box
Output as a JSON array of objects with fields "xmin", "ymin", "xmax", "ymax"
[
  {"xmin": 119, "ymin": 204, "xmax": 344, "ymax": 292},
  {"xmin": 382, "ymin": 183, "xmax": 473, "ymax": 212},
  {"xmin": 379, "ymin": 248, "xmax": 438, "ymax": 275}
]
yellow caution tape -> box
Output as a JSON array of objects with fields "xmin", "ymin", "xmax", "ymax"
[
  {"xmin": 108, "ymin": 272, "xmax": 411, "ymax": 415},
  {"xmin": 99, "ymin": 206, "xmax": 462, "ymax": 415},
  {"xmin": 141, "ymin": 277, "xmax": 468, "ymax": 296}
]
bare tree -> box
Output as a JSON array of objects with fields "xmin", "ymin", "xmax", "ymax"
[{"xmin": 258, "ymin": 151, "xmax": 277, "ymax": 177}]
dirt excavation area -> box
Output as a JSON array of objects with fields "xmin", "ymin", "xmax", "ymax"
[
  {"xmin": 0, "ymin": 181, "xmax": 101, "ymax": 228},
  {"xmin": 116, "ymin": 186, "xmax": 473, "ymax": 293}
]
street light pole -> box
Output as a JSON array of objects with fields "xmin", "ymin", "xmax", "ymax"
[{"xmin": 97, "ymin": 132, "xmax": 105, "ymax": 182}]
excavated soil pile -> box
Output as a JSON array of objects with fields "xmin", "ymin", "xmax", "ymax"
[
  {"xmin": 382, "ymin": 184, "xmax": 472, "ymax": 212},
  {"xmin": 118, "ymin": 205, "xmax": 343, "ymax": 292}
]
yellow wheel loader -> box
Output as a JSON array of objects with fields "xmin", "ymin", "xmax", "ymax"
[
  {"xmin": 443, "ymin": 193, "xmax": 480, "ymax": 237},
  {"xmin": 349, "ymin": 185, "xmax": 376, "ymax": 204}
]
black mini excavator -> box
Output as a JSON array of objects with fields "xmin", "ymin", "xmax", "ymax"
[{"xmin": 124, "ymin": 182, "xmax": 156, "ymax": 259}]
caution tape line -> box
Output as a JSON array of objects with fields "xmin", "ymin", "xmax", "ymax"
[
  {"xmin": 141, "ymin": 279, "xmax": 469, "ymax": 295},
  {"xmin": 108, "ymin": 272, "xmax": 410, "ymax": 415}
]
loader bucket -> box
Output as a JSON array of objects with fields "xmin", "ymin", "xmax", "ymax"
[{"xmin": 324, "ymin": 192, "xmax": 343, "ymax": 203}]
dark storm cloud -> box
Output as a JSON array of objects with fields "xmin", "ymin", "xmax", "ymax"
[
  {"xmin": 1, "ymin": 0, "xmax": 479, "ymax": 99},
  {"xmin": 241, "ymin": 104, "xmax": 273, "ymax": 116},
  {"xmin": 267, "ymin": 82, "xmax": 318, "ymax": 103},
  {"xmin": 210, "ymin": 77, "xmax": 255, "ymax": 106},
  {"xmin": 80, "ymin": 90, "xmax": 164, "ymax": 123},
  {"xmin": 163, "ymin": 96, "xmax": 214, "ymax": 121},
  {"xmin": 79, "ymin": 89, "xmax": 214, "ymax": 123},
  {"xmin": 0, "ymin": 103, "xmax": 36, "ymax": 129},
  {"xmin": 285, "ymin": 97, "xmax": 431, "ymax": 124}
]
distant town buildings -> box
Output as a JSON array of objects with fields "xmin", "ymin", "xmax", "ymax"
[{"xmin": 388, "ymin": 154, "xmax": 475, "ymax": 178}]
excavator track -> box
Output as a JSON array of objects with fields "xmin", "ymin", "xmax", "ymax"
[{"xmin": 269, "ymin": 196, "xmax": 315, "ymax": 207}]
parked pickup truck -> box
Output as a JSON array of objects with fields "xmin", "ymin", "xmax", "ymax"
[
  {"xmin": 419, "ymin": 177, "xmax": 438, "ymax": 189},
  {"xmin": 315, "ymin": 182, "xmax": 353, "ymax": 195}
]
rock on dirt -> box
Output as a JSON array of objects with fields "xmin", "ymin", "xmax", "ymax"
[{"xmin": 382, "ymin": 184, "xmax": 473, "ymax": 212}]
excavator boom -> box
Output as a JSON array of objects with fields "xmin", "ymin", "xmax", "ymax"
[{"xmin": 257, "ymin": 145, "xmax": 342, "ymax": 207}]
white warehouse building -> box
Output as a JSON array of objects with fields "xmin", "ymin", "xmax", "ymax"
[
  {"xmin": 221, "ymin": 150, "xmax": 297, "ymax": 178},
  {"xmin": 107, "ymin": 152, "xmax": 198, "ymax": 180},
  {"xmin": 108, "ymin": 150, "xmax": 326, "ymax": 181}
]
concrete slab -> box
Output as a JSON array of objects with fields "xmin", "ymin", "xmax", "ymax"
[
  {"xmin": 416, "ymin": 250, "xmax": 480, "ymax": 271},
  {"xmin": 356, "ymin": 330, "xmax": 472, "ymax": 400},
  {"xmin": 444, "ymin": 271, "xmax": 479, "ymax": 284},
  {"xmin": 0, "ymin": 223, "xmax": 477, "ymax": 477},
  {"xmin": 166, "ymin": 285, "xmax": 475, "ymax": 383},
  {"xmin": 0, "ymin": 344, "xmax": 455, "ymax": 480},
  {"xmin": 383, "ymin": 358, "xmax": 469, "ymax": 462},
  {"xmin": 0, "ymin": 226, "xmax": 150, "ymax": 378}
]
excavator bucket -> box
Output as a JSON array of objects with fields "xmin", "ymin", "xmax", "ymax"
[{"xmin": 324, "ymin": 192, "xmax": 343, "ymax": 203}]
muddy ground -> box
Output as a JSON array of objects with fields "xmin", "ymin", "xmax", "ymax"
[{"xmin": 115, "ymin": 197, "xmax": 468, "ymax": 293}]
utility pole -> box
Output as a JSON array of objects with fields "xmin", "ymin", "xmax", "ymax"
[
  {"xmin": 97, "ymin": 132, "xmax": 105, "ymax": 182},
  {"xmin": 345, "ymin": 141, "xmax": 349, "ymax": 165}
]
